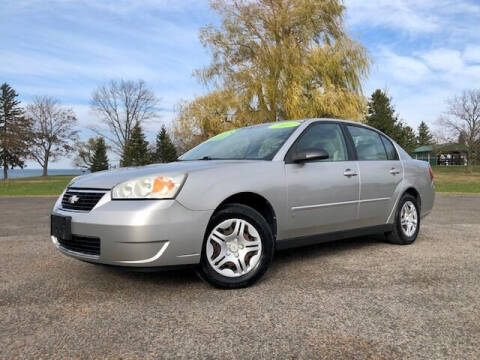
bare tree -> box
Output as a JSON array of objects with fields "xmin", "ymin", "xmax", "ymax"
[
  {"xmin": 90, "ymin": 79, "xmax": 158, "ymax": 156},
  {"xmin": 439, "ymin": 89, "xmax": 480, "ymax": 169},
  {"xmin": 26, "ymin": 96, "xmax": 78, "ymax": 176},
  {"xmin": 73, "ymin": 137, "xmax": 97, "ymax": 170}
]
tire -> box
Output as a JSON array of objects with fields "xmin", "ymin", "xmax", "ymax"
[
  {"xmin": 385, "ymin": 193, "xmax": 420, "ymax": 245},
  {"xmin": 197, "ymin": 203, "xmax": 274, "ymax": 289}
]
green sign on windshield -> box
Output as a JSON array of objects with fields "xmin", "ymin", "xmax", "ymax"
[
  {"xmin": 268, "ymin": 121, "xmax": 300, "ymax": 129},
  {"xmin": 209, "ymin": 129, "xmax": 237, "ymax": 141}
]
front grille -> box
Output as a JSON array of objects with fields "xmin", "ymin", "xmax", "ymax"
[
  {"xmin": 58, "ymin": 235, "xmax": 100, "ymax": 256},
  {"xmin": 61, "ymin": 190, "xmax": 106, "ymax": 211}
]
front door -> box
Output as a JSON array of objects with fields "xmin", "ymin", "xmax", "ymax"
[{"xmin": 284, "ymin": 123, "xmax": 360, "ymax": 239}]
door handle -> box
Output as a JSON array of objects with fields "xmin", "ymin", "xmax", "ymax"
[
  {"xmin": 389, "ymin": 168, "xmax": 400, "ymax": 175},
  {"xmin": 343, "ymin": 169, "xmax": 358, "ymax": 177}
]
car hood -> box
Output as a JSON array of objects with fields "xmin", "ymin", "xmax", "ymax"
[{"xmin": 69, "ymin": 160, "xmax": 261, "ymax": 189}]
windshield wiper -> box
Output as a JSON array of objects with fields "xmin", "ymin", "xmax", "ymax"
[{"xmin": 179, "ymin": 156, "xmax": 224, "ymax": 161}]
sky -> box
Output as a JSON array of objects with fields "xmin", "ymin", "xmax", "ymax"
[{"xmin": 1, "ymin": 0, "xmax": 480, "ymax": 168}]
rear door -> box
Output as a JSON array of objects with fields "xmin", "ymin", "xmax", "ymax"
[
  {"xmin": 346, "ymin": 125, "xmax": 402, "ymax": 227},
  {"xmin": 284, "ymin": 122, "xmax": 360, "ymax": 238}
]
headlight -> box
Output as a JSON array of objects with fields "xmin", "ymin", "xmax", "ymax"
[{"xmin": 111, "ymin": 174, "xmax": 186, "ymax": 199}]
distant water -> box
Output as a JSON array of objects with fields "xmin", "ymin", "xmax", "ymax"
[{"xmin": 0, "ymin": 168, "xmax": 85, "ymax": 179}]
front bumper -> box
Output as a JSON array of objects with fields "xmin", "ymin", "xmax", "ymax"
[{"xmin": 52, "ymin": 192, "xmax": 213, "ymax": 267}]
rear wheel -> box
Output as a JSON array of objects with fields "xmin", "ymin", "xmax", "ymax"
[
  {"xmin": 197, "ymin": 204, "xmax": 274, "ymax": 289},
  {"xmin": 385, "ymin": 194, "xmax": 420, "ymax": 245}
]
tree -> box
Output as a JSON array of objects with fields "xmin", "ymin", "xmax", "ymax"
[
  {"xmin": 0, "ymin": 83, "xmax": 32, "ymax": 180},
  {"xmin": 174, "ymin": 0, "xmax": 370, "ymax": 149},
  {"xmin": 91, "ymin": 137, "xmax": 109, "ymax": 172},
  {"xmin": 365, "ymin": 89, "xmax": 398, "ymax": 136},
  {"xmin": 26, "ymin": 96, "xmax": 77, "ymax": 177},
  {"xmin": 154, "ymin": 125, "xmax": 177, "ymax": 163},
  {"xmin": 74, "ymin": 137, "xmax": 109, "ymax": 172},
  {"xmin": 439, "ymin": 89, "xmax": 480, "ymax": 169},
  {"xmin": 365, "ymin": 89, "xmax": 419, "ymax": 152},
  {"xmin": 417, "ymin": 121, "xmax": 434, "ymax": 146},
  {"xmin": 365, "ymin": 89, "xmax": 417, "ymax": 151},
  {"xmin": 174, "ymin": 90, "xmax": 242, "ymax": 150},
  {"xmin": 121, "ymin": 124, "xmax": 150, "ymax": 167},
  {"xmin": 91, "ymin": 79, "xmax": 158, "ymax": 156},
  {"xmin": 396, "ymin": 124, "xmax": 417, "ymax": 154},
  {"xmin": 74, "ymin": 137, "xmax": 97, "ymax": 170}
]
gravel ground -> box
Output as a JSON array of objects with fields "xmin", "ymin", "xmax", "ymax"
[{"xmin": 1, "ymin": 194, "xmax": 479, "ymax": 359}]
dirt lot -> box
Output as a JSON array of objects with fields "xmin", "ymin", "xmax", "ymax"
[{"xmin": 1, "ymin": 194, "xmax": 479, "ymax": 359}]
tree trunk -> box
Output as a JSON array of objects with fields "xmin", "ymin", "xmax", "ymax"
[
  {"xmin": 2, "ymin": 165, "xmax": 7, "ymax": 181},
  {"xmin": 42, "ymin": 157, "xmax": 49, "ymax": 177}
]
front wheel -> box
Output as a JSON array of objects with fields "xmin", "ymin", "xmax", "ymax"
[
  {"xmin": 385, "ymin": 193, "xmax": 420, "ymax": 245},
  {"xmin": 197, "ymin": 204, "xmax": 274, "ymax": 289}
]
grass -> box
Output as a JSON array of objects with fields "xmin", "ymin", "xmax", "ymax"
[
  {"xmin": 433, "ymin": 165, "xmax": 480, "ymax": 194},
  {"xmin": 0, "ymin": 166, "xmax": 479, "ymax": 196},
  {"xmin": 0, "ymin": 175, "xmax": 76, "ymax": 196}
]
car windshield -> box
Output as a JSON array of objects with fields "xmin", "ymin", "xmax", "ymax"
[{"xmin": 179, "ymin": 121, "xmax": 301, "ymax": 161}]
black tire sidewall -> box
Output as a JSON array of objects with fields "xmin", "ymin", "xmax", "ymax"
[
  {"xmin": 199, "ymin": 204, "xmax": 274, "ymax": 288},
  {"xmin": 394, "ymin": 194, "xmax": 420, "ymax": 244}
]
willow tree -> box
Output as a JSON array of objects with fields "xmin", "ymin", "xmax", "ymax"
[
  {"xmin": 175, "ymin": 0, "xmax": 370, "ymax": 149},
  {"xmin": 174, "ymin": 89, "xmax": 247, "ymax": 151}
]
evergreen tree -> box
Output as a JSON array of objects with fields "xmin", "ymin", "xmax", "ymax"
[
  {"xmin": 154, "ymin": 125, "xmax": 177, "ymax": 163},
  {"xmin": 121, "ymin": 124, "xmax": 150, "ymax": 167},
  {"xmin": 366, "ymin": 89, "xmax": 419, "ymax": 152},
  {"xmin": 417, "ymin": 121, "xmax": 434, "ymax": 146},
  {"xmin": 0, "ymin": 83, "xmax": 31, "ymax": 180},
  {"xmin": 365, "ymin": 89, "xmax": 398, "ymax": 137},
  {"xmin": 90, "ymin": 137, "xmax": 109, "ymax": 172},
  {"xmin": 396, "ymin": 124, "xmax": 418, "ymax": 154}
]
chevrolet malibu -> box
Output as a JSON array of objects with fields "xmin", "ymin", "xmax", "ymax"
[{"xmin": 51, "ymin": 119, "xmax": 435, "ymax": 288}]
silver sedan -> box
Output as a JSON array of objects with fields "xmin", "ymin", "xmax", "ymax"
[{"xmin": 51, "ymin": 119, "xmax": 435, "ymax": 288}]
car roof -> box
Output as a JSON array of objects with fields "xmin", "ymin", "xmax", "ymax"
[
  {"xmin": 241, "ymin": 118, "xmax": 395, "ymax": 144},
  {"xmin": 247, "ymin": 118, "xmax": 373, "ymax": 130}
]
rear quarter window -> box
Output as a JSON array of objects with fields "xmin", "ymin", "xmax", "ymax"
[
  {"xmin": 380, "ymin": 135, "xmax": 399, "ymax": 160},
  {"xmin": 396, "ymin": 145, "xmax": 412, "ymax": 160}
]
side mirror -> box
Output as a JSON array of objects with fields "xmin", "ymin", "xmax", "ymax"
[{"xmin": 292, "ymin": 148, "xmax": 329, "ymax": 163}]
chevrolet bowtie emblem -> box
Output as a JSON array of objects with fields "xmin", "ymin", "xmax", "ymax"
[{"xmin": 69, "ymin": 195, "xmax": 80, "ymax": 204}]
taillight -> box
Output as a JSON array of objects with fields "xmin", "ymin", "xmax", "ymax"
[{"xmin": 428, "ymin": 165, "xmax": 434, "ymax": 181}]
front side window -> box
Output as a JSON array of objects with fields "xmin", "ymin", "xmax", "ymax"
[
  {"xmin": 347, "ymin": 126, "xmax": 387, "ymax": 161},
  {"xmin": 292, "ymin": 123, "xmax": 348, "ymax": 161}
]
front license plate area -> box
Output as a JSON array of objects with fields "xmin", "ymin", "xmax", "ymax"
[{"xmin": 51, "ymin": 215, "xmax": 72, "ymax": 241}]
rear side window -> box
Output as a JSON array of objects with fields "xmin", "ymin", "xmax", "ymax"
[
  {"xmin": 380, "ymin": 135, "xmax": 399, "ymax": 160},
  {"xmin": 347, "ymin": 126, "xmax": 387, "ymax": 161}
]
